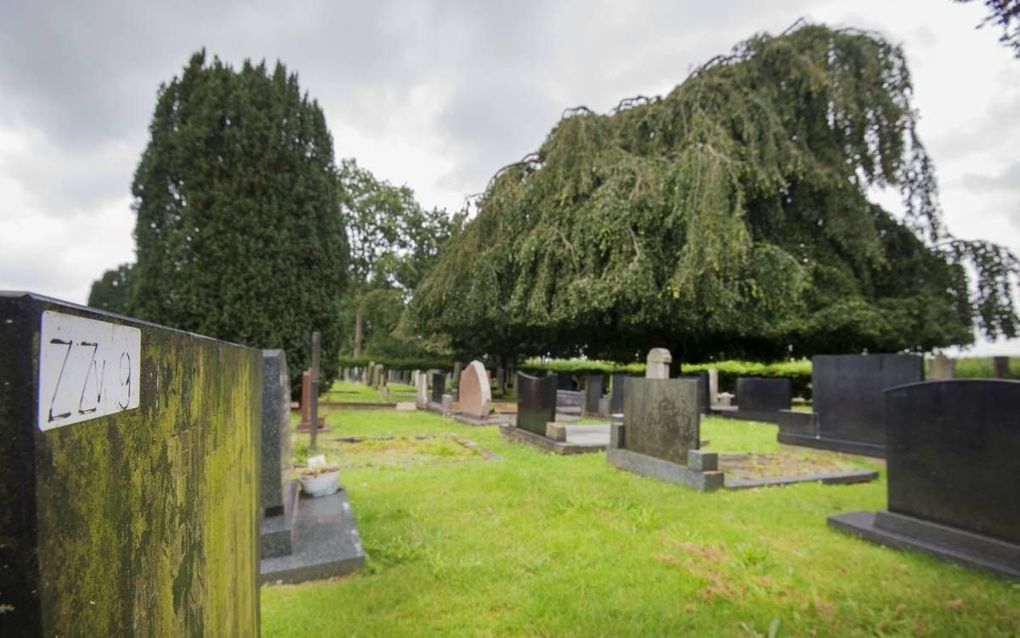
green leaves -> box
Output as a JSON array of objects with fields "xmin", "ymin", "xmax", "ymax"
[
  {"xmin": 129, "ymin": 51, "xmax": 348, "ymax": 391},
  {"xmin": 411, "ymin": 23, "xmax": 1016, "ymax": 361}
]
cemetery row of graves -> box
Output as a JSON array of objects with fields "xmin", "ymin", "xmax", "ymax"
[{"xmin": 2, "ymin": 292, "xmax": 1018, "ymax": 636}]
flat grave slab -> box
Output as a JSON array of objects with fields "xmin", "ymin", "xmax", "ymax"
[
  {"xmin": 499, "ymin": 425, "xmax": 607, "ymax": 455},
  {"xmin": 719, "ymin": 451, "xmax": 877, "ymax": 489}
]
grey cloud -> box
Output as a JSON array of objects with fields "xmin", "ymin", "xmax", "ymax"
[{"xmin": 960, "ymin": 162, "xmax": 1020, "ymax": 193}]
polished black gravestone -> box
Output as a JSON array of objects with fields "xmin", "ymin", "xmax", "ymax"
[
  {"xmin": 516, "ymin": 372, "xmax": 557, "ymax": 435},
  {"xmin": 0, "ymin": 292, "xmax": 260, "ymax": 636},
  {"xmin": 429, "ymin": 371, "xmax": 447, "ymax": 406},
  {"xmin": 556, "ymin": 372, "xmax": 575, "ymax": 391},
  {"xmin": 607, "ymin": 378, "xmax": 723, "ymax": 491},
  {"xmin": 584, "ymin": 374, "xmax": 604, "ymax": 416},
  {"xmin": 610, "ymin": 373, "xmax": 627, "ymax": 415},
  {"xmin": 780, "ymin": 354, "xmax": 922, "ymax": 457},
  {"xmin": 736, "ymin": 377, "xmax": 791, "ymax": 412},
  {"xmin": 829, "ymin": 380, "xmax": 1020, "ymax": 579}
]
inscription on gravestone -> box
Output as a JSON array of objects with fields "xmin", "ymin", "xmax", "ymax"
[{"xmin": 623, "ymin": 378, "xmax": 700, "ymax": 465}]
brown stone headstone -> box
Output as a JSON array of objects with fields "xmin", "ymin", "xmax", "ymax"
[
  {"xmin": 458, "ymin": 360, "xmax": 492, "ymax": 418},
  {"xmin": 993, "ymin": 356, "xmax": 1010, "ymax": 379},
  {"xmin": 297, "ymin": 368, "xmax": 328, "ymax": 432}
]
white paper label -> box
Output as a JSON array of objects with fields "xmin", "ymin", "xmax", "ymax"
[{"xmin": 37, "ymin": 311, "xmax": 141, "ymax": 430}]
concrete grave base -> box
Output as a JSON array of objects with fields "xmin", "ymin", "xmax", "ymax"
[
  {"xmin": 451, "ymin": 412, "xmax": 515, "ymax": 427},
  {"xmin": 261, "ymin": 480, "xmax": 298, "ymax": 559},
  {"xmin": 607, "ymin": 448, "xmax": 724, "ymax": 491},
  {"xmin": 723, "ymin": 464, "xmax": 878, "ymax": 489},
  {"xmin": 777, "ymin": 432, "xmax": 885, "ymax": 458},
  {"xmin": 828, "ymin": 510, "xmax": 1020, "ymax": 580},
  {"xmin": 499, "ymin": 424, "xmax": 607, "ymax": 454},
  {"xmin": 260, "ymin": 480, "xmax": 366, "ymax": 584}
]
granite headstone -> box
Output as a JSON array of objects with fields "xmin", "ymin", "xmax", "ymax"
[
  {"xmin": 517, "ymin": 372, "xmax": 557, "ymax": 435},
  {"xmin": 623, "ymin": 377, "xmax": 700, "ymax": 465},
  {"xmin": 458, "ymin": 360, "xmax": 492, "ymax": 418},
  {"xmin": 262, "ymin": 349, "xmax": 291, "ymax": 516},
  {"xmin": 429, "ymin": 371, "xmax": 446, "ymax": 406},
  {"xmin": 584, "ymin": 374, "xmax": 604, "ymax": 416},
  {"xmin": 735, "ymin": 377, "xmax": 791, "ymax": 412}
]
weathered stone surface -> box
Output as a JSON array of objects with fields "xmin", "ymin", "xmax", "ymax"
[
  {"xmin": 610, "ymin": 373, "xmax": 627, "ymax": 414},
  {"xmin": 584, "ymin": 375, "xmax": 604, "ymax": 416},
  {"xmin": 645, "ymin": 347, "xmax": 671, "ymax": 379},
  {"xmin": 708, "ymin": 368, "xmax": 719, "ymax": 404},
  {"xmin": 607, "ymin": 448, "xmax": 723, "ymax": 491},
  {"xmin": 0, "ymin": 292, "xmax": 260, "ymax": 636},
  {"xmin": 429, "ymin": 371, "xmax": 446, "ymax": 406},
  {"xmin": 517, "ymin": 372, "xmax": 557, "ymax": 435},
  {"xmin": 415, "ymin": 371, "xmax": 428, "ymax": 409},
  {"xmin": 885, "ymin": 380, "xmax": 1020, "ymax": 545},
  {"xmin": 458, "ymin": 360, "xmax": 492, "ymax": 418},
  {"xmin": 735, "ymin": 377, "xmax": 790, "ymax": 412},
  {"xmin": 813, "ymin": 354, "xmax": 922, "ymax": 448},
  {"xmin": 930, "ymin": 354, "xmax": 955, "ymax": 380},
  {"xmin": 262, "ymin": 349, "xmax": 291, "ymax": 516},
  {"xmin": 623, "ymin": 377, "xmax": 700, "ymax": 465}
]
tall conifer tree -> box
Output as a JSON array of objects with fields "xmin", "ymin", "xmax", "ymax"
[{"xmin": 131, "ymin": 51, "xmax": 348, "ymax": 388}]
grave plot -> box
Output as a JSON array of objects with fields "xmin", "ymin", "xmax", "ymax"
[
  {"xmin": 609, "ymin": 361, "xmax": 877, "ymax": 492},
  {"xmin": 316, "ymin": 434, "xmax": 498, "ymax": 469},
  {"xmin": 500, "ymin": 372, "xmax": 611, "ymax": 454},
  {"xmin": 830, "ymin": 380, "xmax": 1020, "ymax": 580},
  {"xmin": 260, "ymin": 350, "xmax": 365, "ymax": 585}
]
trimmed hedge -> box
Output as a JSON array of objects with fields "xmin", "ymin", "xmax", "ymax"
[{"xmin": 338, "ymin": 355, "xmax": 454, "ymax": 372}]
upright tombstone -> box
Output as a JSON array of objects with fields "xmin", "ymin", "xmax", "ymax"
[
  {"xmin": 415, "ymin": 371, "xmax": 428, "ymax": 409},
  {"xmin": 707, "ymin": 368, "xmax": 719, "ymax": 405},
  {"xmin": 993, "ymin": 356, "xmax": 1010, "ymax": 379},
  {"xmin": 516, "ymin": 372, "xmax": 557, "ymax": 435},
  {"xmin": 829, "ymin": 380, "xmax": 1020, "ymax": 579},
  {"xmin": 645, "ymin": 348, "xmax": 671, "ymax": 379},
  {"xmin": 679, "ymin": 371, "xmax": 711, "ymax": 414},
  {"xmin": 458, "ymin": 360, "xmax": 492, "ymax": 419},
  {"xmin": 610, "ymin": 373, "xmax": 627, "ymax": 415},
  {"xmin": 261, "ymin": 350, "xmax": 291, "ymax": 517},
  {"xmin": 929, "ymin": 354, "xmax": 956, "ymax": 380},
  {"xmin": 297, "ymin": 369, "xmax": 327, "ymax": 432},
  {"xmin": 607, "ymin": 378, "xmax": 722, "ymax": 491},
  {"xmin": 797, "ymin": 354, "xmax": 923, "ymax": 457},
  {"xmin": 584, "ymin": 374, "xmax": 604, "ymax": 416},
  {"xmin": 555, "ymin": 372, "xmax": 574, "ymax": 391},
  {"xmin": 429, "ymin": 371, "xmax": 447, "ymax": 407},
  {"xmin": 0, "ymin": 293, "xmax": 260, "ymax": 635},
  {"xmin": 735, "ymin": 377, "xmax": 791, "ymax": 412}
]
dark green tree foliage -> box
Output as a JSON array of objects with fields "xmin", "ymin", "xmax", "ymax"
[
  {"xmin": 410, "ymin": 24, "xmax": 1018, "ymax": 361},
  {"xmin": 87, "ymin": 263, "xmax": 135, "ymax": 315},
  {"xmin": 339, "ymin": 158, "xmax": 463, "ymax": 357},
  {"xmin": 131, "ymin": 51, "xmax": 348, "ymax": 387}
]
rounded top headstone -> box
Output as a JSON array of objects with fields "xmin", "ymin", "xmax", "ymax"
[{"xmin": 458, "ymin": 360, "xmax": 492, "ymax": 418}]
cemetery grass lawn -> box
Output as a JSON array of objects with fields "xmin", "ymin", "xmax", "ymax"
[
  {"xmin": 263, "ymin": 413, "xmax": 1020, "ymax": 637},
  {"xmin": 323, "ymin": 380, "xmax": 395, "ymax": 403}
]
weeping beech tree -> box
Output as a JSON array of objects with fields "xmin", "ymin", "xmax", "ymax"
[{"xmin": 409, "ymin": 23, "xmax": 1019, "ymax": 362}]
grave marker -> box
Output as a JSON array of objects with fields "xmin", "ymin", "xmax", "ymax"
[
  {"xmin": 645, "ymin": 348, "xmax": 671, "ymax": 379},
  {"xmin": 458, "ymin": 361, "xmax": 492, "ymax": 418},
  {"xmin": 516, "ymin": 372, "xmax": 557, "ymax": 435}
]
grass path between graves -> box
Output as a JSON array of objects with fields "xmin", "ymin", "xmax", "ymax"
[{"xmin": 261, "ymin": 411, "xmax": 1020, "ymax": 637}]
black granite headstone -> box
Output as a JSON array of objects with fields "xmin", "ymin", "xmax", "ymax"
[
  {"xmin": 623, "ymin": 378, "xmax": 700, "ymax": 465},
  {"xmin": 828, "ymin": 379, "xmax": 1020, "ymax": 579},
  {"xmin": 262, "ymin": 350, "xmax": 291, "ymax": 517},
  {"xmin": 584, "ymin": 375, "xmax": 604, "ymax": 415},
  {"xmin": 517, "ymin": 372, "xmax": 557, "ymax": 435},
  {"xmin": 885, "ymin": 380, "xmax": 1020, "ymax": 544},
  {"xmin": 813, "ymin": 354, "xmax": 922, "ymax": 447},
  {"xmin": 556, "ymin": 372, "xmax": 575, "ymax": 391},
  {"xmin": 679, "ymin": 372, "xmax": 710, "ymax": 415},
  {"xmin": 430, "ymin": 371, "xmax": 446, "ymax": 405},
  {"xmin": 736, "ymin": 377, "xmax": 791, "ymax": 412},
  {"xmin": 610, "ymin": 373, "xmax": 627, "ymax": 414}
]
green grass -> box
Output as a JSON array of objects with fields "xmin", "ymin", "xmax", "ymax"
[{"xmin": 265, "ymin": 411, "xmax": 1020, "ymax": 637}]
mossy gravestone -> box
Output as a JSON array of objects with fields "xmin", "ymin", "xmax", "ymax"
[{"xmin": 0, "ymin": 293, "xmax": 261, "ymax": 636}]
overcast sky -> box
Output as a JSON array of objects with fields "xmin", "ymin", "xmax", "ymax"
[{"xmin": 1, "ymin": 1, "xmax": 1017, "ymax": 354}]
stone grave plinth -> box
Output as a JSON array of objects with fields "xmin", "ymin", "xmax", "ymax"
[
  {"xmin": 829, "ymin": 380, "xmax": 1020, "ymax": 579},
  {"xmin": 500, "ymin": 372, "xmax": 609, "ymax": 454},
  {"xmin": 258, "ymin": 350, "xmax": 365, "ymax": 584},
  {"xmin": 0, "ymin": 293, "xmax": 260, "ymax": 636}
]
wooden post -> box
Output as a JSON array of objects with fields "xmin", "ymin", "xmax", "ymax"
[{"xmin": 310, "ymin": 330, "xmax": 321, "ymax": 451}]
